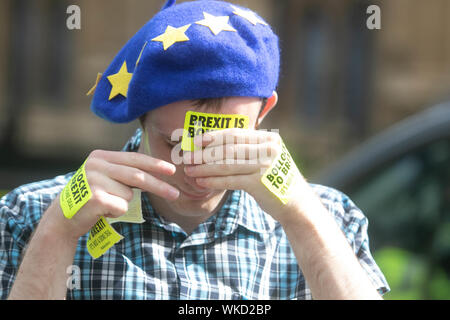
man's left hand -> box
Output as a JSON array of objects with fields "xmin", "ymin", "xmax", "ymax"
[{"xmin": 183, "ymin": 128, "xmax": 308, "ymax": 223}]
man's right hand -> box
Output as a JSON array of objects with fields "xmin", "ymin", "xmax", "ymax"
[
  {"xmin": 53, "ymin": 150, "xmax": 179, "ymax": 239},
  {"xmin": 8, "ymin": 149, "xmax": 179, "ymax": 299}
]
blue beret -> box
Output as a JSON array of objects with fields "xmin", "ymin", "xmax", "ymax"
[{"xmin": 91, "ymin": 0, "xmax": 280, "ymax": 123}]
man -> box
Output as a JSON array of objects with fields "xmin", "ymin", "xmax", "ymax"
[{"xmin": 1, "ymin": 0, "xmax": 389, "ymax": 299}]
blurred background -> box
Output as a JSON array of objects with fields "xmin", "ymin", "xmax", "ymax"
[{"xmin": 0, "ymin": 0, "xmax": 449, "ymax": 299}]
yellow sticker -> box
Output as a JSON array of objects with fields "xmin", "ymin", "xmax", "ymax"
[
  {"xmin": 87, "ymin": 217, "xmax": 123, "ymax": 259},
  {"xmin": 87, "ymin": 189, "xmax": 143, "ymax": 259},
  {"xmin": 86, "ymin": 72, "xmax": 102, "ymax": 96},
  {"xmin": 181, "ymin": 111, "xmax": 249, "ymax": 151},
  {"xmin": 106, "ymin": 188, "xmax": 144, "ymax": 225},
  {"xmin": 60, "ymin": 161, "xmax": 92, "ymax": 219},
  {"xmin": 261, "ymin": 141, "xmax": 300, "ymax": 205}
]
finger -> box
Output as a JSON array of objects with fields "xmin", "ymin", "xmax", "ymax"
[
  {"xmin": 205, "ymin": 143, "xmax": 262, "ymax": 163},
  {"xmin": 195, "ymin": 174, "xmax": 254, "ymax": 190},
  {"xmin": 184, "ymin": 163, "xmax": 260, "ymax": 177},
  {"xmin": 184, "ymin": 144, "xmax": 260, "ymax": 164},
  {"xmin": 102, "ymin": 162, "xmax": 180, "ymax": 200},
  {"xmin": 90, "ymin": 189, "xmax": 130, "ymax": 218},
  {"xmin": 184, "ymin": 142, "xmax": 278, "ymax": 166},
  {"xmin": 88, "ymin": 171, "xmax": 134, "ymax": 202},
  {"xmin": 89, "ymin": 150, "xmax": 176, "ymax": 176},
  {"xmin": 193, "ymin": 129, "xmax": 258, "ymax": 148},
  {"xmin": 194, "ymin": 129, "xmax": 281, "ymax": 149}
]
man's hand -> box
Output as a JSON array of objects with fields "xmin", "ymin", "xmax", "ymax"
[
  {"xmin": 182, "ymin": 129, "xmax": 305, "ymax": 223},
  {"xmin": 182, "ymin": 129, "xmax": 382, "ymax": 299},
  {"xmin": 56, "ymin": 150, "xmax": 179, "ymax": 238},
  {"xmin": 8, "ymin": 149, "xmax": 180, "ymax": 299}
]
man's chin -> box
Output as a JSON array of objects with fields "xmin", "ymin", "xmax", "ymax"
[
  {"xmin": 179, "ymin": 189, "xmax": 216, "ymax": 201},
  {"xmin": 171, "ymin": 190, "xmax": 228, "ymax": 214}
]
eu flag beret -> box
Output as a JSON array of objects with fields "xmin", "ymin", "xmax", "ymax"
[{"xmin": 90, "ymin": 0, "xmax": 280, "ymax": 123}]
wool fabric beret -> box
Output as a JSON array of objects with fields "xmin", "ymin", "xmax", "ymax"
[{"xmin": 90, "ymin": 0, "xmax": 280, "ymax": 123}]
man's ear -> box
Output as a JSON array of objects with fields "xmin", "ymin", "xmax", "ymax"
[{"xmin": 256, "ymin": 91, "xmax": 278, "ymax": 127}]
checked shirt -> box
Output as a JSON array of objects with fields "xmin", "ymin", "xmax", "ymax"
[{"xmin": 0, "ymin": 129, "xmax": 389, "ymax": 299}]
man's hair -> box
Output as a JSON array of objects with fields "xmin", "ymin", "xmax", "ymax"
[{"xmin": 138, "ymin": 97, "xmax": 268, "ymax": 127}]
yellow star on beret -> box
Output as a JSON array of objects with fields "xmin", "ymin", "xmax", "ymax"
[
  {"xmin": 152, "ymin": 24, "xmax": 191, "ymax": 50},
  {"xmin": 231, "ymin": 5, "xmax": 268, "ymax": 26},
  {"xmin": 107, "ymin": 61, "xmax": 133, "ymax": 100},
  {"xmin": 195, "ymin": 12, "xmax": 237, "ymax": 36}
]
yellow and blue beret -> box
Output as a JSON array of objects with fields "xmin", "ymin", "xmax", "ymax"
[{"xmin": 90, "ymin": 0, "xmax": 280, "ymax": 123}]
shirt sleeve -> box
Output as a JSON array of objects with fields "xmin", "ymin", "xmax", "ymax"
[
  {"xmin": 311, "ymin": 184, "xmax": 390, "ymax": 296},
  {"xmin": 0, "ymin": 174, "xmax": 72, "ymax": 299},
  {"xmin": 0, "ymin": 192, "xmax": 32, "ymax": 299}
]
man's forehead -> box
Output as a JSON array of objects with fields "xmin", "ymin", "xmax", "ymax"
[
  {"xmin": 147, "ymin": 102, "xmax": 196, "ymax": 132},
  {"xmin": 147, "ymin": 97, "xmax": 262, "ymax": 135}
]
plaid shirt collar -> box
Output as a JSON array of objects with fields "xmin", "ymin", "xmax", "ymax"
[{"xmin": 126, "ymin": 128, "xmax": 277, "ymax": 238}]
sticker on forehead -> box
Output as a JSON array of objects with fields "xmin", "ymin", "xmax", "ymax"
[{"xmin": 181, "ymin": 111, "xmax": 249, "ymax": 151}]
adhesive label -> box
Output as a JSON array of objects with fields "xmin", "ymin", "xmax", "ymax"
[
  {"xmin": 87, "ymin": 217, "xmax": 123, "ymax": 259},
  {"xmin": 261, "ymin": 141, "xmax": 300, "ymax": 205},
  {"xmin": 60, "ymin": 161, "xmax": 92, "ymax": 219},
  {"xmin": 181, "ymin": 111, "xmax": 249, "ymax": 151},
  {"xmin": 106, "ymin": 188, "xmax": 144, "ymax": 224},
  {"xmin": 88, "ymin": 189, "xmax": 144, "ymax": 259}
]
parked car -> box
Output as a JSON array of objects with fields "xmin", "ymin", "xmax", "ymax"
[{"xmin": 315, "ymin": 102, "xmax": 450, "ymax": 299}]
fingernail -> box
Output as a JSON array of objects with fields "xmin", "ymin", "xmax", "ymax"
[
  {"xmin": 166, "ymin": 163, "xmax": 176, "ymax": 174},
  {"xmin": 168, "ymin": 188, "xmax": 180, "ymax": 199}
]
